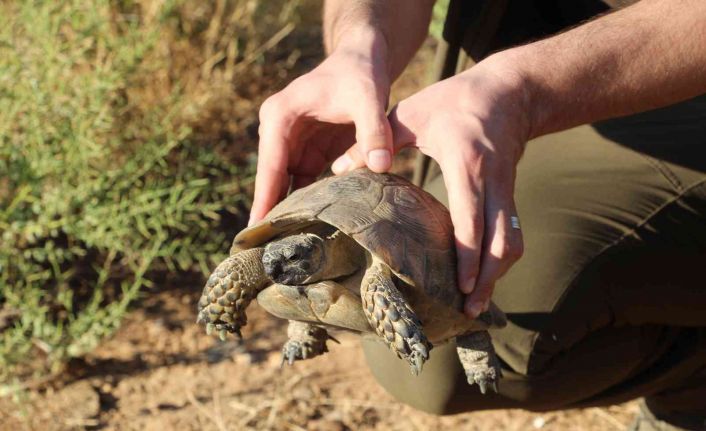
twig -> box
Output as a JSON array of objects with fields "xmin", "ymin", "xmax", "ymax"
[
  {"xmin": 234, "ymin": 23, "xmax": 295, "ymax": 72},
  {"xmin": 185, "ymin": 389, "xmax": 228, "ymax": 431},
  {"xmin": 265, "ymin": 398, "xmax": 282, "ymax": 430},
  {"xmin": 64, "ymin": 418, "xmax": 100, "ymax": 427},
  {"xmin": 284, "ymin": 372, "xmax": 307, "ymax": 390},
  {"xmin": 229, "ymin": 399, "xmax": 257, "ymax": 414}
]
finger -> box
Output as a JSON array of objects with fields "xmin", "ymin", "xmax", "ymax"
[
  {"xmin": 250, "ymin": 142, "xmax": 290, "ymax": 225},
  {"xmin": 464, "ymin": 284, "xmax": 494, "ymax": 319},
  {"xmin": 331, "ymin": 102, "xmax": 424, "ymax": 175},
  {"xmin": 465, "ymin": 182, "xmax": 523, "ymax": 318},
  {"xmin": 326, "ymin": 125, "xmax": 365, "ymax": 174},
  {"xmin": 351, "ymin": 96, "xmax": 393, "ymax": 173},
  {"xmin": 250, "ymin": 97, "xmax": 297, "ymax": 225},
  {"xmin": 331, "ymin": 102, "xmax": 415, "ymax": 175},
  {"xmin": 439, "ymin": 150, "xmax": 485, "ymax": 298},
  {"xmin": 387, "ymin": 103, "xmax": 420, "ymax": 150},
  {"xmin": 331, "ymin": 144, "xmax": 366, "ymax": 174}
]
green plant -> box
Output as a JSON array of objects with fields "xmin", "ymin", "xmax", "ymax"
[
  {"xmin": 0, "ymin": 0, "xmax": 305, "ymax": 385},
  {"xmin": 430, "ymin": 0, "xmax": 450, "ymax": 41}
]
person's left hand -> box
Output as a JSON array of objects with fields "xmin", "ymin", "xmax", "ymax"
[{"xmin": 332, "ymin": 55, "xmax": 530, "ymax": 318}]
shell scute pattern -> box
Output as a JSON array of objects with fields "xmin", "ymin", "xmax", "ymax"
[
  {"xmin": 374, "ymin": 189, "xmax": 438, "ymax": 246},
  {"xmin": 235, "ymin": 169, "xmax": 460, "ymax": 308},
  {"xmin": 324, "ymin": 175, "xmax": 369, "ymax": 195},
  {"xmin": 316, "ymin": 176, "xmax": 384, "ymax": 234}
]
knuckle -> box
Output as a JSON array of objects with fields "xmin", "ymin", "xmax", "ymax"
[
  {"xmin": 429, "ymin": 112, "xmax": 461, "ymax": 136},
  {"xmin": 356, "ymin": 118, "xmax": 388, "ymax": 144},
  {"xmin": 511, "ymin": 236, "xmax": 525, "ymax": 260},
  {"xmin": 347, "ymin": 145, "xmax": 366, "ymax": 161},
  {"xmin": 440, "ymin": 139, "xmax": 490, "ymax": 172},
  {"xmin": 259, "ymin": 94, "xmax": 288, "ymax": 120},
  {"xmin": 457, "ymin": 145, "xmax": 487, "ymax": 172},
  {"xmin": 498, "ymin": 233, "xmax": 524, "ymax": 261}
]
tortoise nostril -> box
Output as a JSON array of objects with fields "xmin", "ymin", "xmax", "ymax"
[{"xmin": 264, "ymin": 261, "xmax": 283, "ymax": 280}]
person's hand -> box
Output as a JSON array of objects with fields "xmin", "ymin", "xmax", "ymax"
[
  {"xmin": 250, "ymin": 33, "xmax": 394, "ymax": 224},
  {"xmin": 333, "ymin": 56, "xmax": 529, "ymax": 318}
]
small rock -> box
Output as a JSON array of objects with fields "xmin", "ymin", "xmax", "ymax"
[{"xmin": 533, "ymin": 416, "xmax": 546, "ymax": 429}]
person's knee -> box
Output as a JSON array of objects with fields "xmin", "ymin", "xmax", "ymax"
[{"xmin": 361, "ymin": 338, "xmax": 463, "ymax": 415}]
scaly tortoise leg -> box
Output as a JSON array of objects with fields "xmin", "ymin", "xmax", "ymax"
[
  {"xmin": 361, "ymin": 258, "xmax": 431, "ymax": 375},
  {"xmin": 280, "ymin": 320, "xmax": 338, "ymax": 366},
  {"xmin": 197, "ymin": 248, "xmax": 269, "ymax": 340},
  {"xmin": 456, "ymin": 331, "xmax": 503, "ymax": 394}
]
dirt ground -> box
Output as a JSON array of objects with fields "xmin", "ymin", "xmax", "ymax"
[
  {"xmin": 0, "ymin": 285, "xmax": 639, "ymax": 431},
  {"xmin": 0, "ymin": 36, "xmax": 640, "ymax": 431}
]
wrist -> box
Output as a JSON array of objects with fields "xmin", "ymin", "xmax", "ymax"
[
  {"xmin": 469, "ymin": 51, "xmax": 535, "ymax": 145},
  {"xmin": 328, "ymin": 26, "xmax": 393, "ymax": 82},
  {"xmin": 485, "ymin": 40, "xmax": 592, "ymax": 140},
  {"xmin": 489, "ymin": 46, "xmax": 549, "ymax": 141}
]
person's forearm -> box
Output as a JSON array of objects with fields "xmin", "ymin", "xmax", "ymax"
[
  {"xmin": 496, "ymin": 0, "xmax": 706, "ymax": 139},
  {"xmin": 323, "ymin": 0, "xmax": 434, "ymax": 80}
]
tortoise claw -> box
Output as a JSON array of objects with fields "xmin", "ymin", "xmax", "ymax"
[
  {"xmin": 409, "ymin": 346, "xmax": 428, "ymax": 376},
  {"xmin": 280, "ymin": 340, "xmax": 306, "ymax": 367},
  {"xmin": 471, "ymin": 375, "xmax": 499, "ymax": 395},
  {"xmin": 456, "ymin": 332, "xmax": 503, "ymax": 394},
  {"xmin": 280, "ymin": 322, "xmax": 331, "ymax": 366}
]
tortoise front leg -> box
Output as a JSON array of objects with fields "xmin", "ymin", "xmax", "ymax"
[
  {"xmin": 197, "ymin": 248, "xmax": 269, "ymax": 340},
  {"xmin": 281, "ymin": 320, "xmax": 338, "ymax": 366},
  {"xmin": 456, "ymin": 331, "xmax": 503, "ymax": 394},
  {"xmin": 361, "ymin": 259, "xmax": 431, "ymax": 375}
]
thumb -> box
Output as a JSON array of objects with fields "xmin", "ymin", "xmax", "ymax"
[
  {"xmin": 333, "ymin": 99, "xmax": 393, "ymax": 173},
  {"xmin": 331, "ymin": 142, "xmax": 367, "ymax": 174},
  {"xmin": 353, "ymin": 102, "xmax": 393, "ymax": 172}
]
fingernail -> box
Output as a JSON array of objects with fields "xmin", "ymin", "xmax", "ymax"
[
  {"xmin": 367, "ymin": 149, "xmax": 391, "ymax": 172},
  {"xmin": 331, "ymin": 154, "xmax": 352, "ymax": 174},
  {"xmin": 468, "ymin": 302, "xmax": 485, "ymax": 319},
  {"xmin": 461, "ymin": 277, "xmax": 476, "ymax": 294}
]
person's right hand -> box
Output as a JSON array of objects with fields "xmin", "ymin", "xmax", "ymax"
[{"xmin": 249, "ymin": 37, "xmax": 394, "ymax": 225}]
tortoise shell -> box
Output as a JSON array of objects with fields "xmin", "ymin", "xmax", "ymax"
[{"xmin": 233, "ymin": 169, "xmax": 463, "ymax": 310}]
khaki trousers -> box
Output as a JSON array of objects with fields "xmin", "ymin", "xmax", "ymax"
[{"xmin": 362, "ymin": 95, "xmax": 706, "ymax": 426}]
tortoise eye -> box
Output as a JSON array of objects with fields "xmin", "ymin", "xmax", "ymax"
[{"xmin": 289, "ymin": 252, "xmax": 300, "ymax": 261}]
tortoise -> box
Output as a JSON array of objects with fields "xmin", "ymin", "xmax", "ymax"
[{"xmin": 197, "ymin": 168, "xmax": 506, "ymax": 393}]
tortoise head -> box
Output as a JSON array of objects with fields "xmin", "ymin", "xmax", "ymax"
[{"xmin": 262, "ymin": 233, "xmax": 325, "ymax": 285}]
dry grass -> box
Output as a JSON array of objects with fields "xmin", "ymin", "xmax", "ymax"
[{"xmin": 0, "ymin": 0, "xmax": 323, "ymax": 385}]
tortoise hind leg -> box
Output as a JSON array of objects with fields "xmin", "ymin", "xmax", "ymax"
[
  {"xmin": 281, "ymin": 320, "xmax": 337, "ymax": 366},
  {"xmin": 456, "ymin": 331, "xmax": 503, "ymax": 394},
  {"xmin": 361, "ymin": 259, "xmax": 431, "ymax": 375},
  {"xmin": 197, "ymin": 247, "xmax": 269, "ymax": 340}
]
